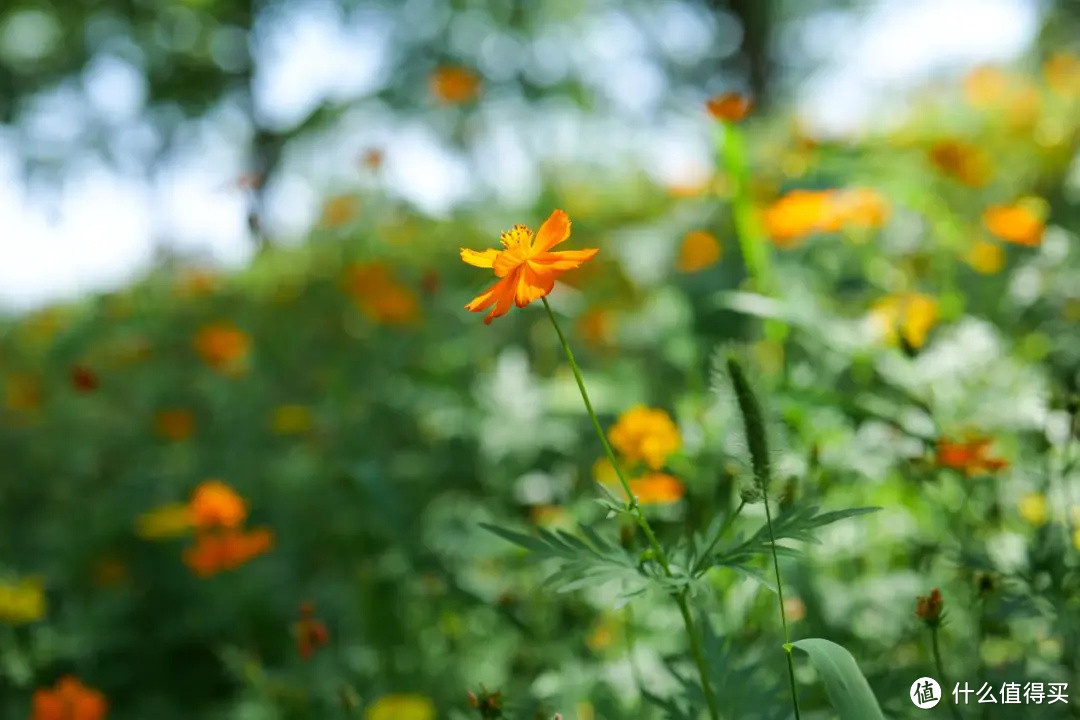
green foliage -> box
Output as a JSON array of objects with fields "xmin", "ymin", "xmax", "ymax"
[{"xmin": 791, "ymin": 639, "xmax": 885, "ymax": 720}]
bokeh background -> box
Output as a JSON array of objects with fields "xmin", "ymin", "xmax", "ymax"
[{"xmin": 3, "ymin": 0, "xmax": 1080, "ymax": 718}]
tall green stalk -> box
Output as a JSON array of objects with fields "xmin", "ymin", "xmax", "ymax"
[
  {"xmin": 541, "ymin": 297, "xmax": 721, "ymax": 720},
  {"xmin": 931, "ymin": 626, "xmax": 962, "ymax": 720},
  {"xmin": 727, "ymin": 356, "xmax": 801, "ymax": 720}
]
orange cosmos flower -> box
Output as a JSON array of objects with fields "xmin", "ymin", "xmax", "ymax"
[
  {"xmin": 295, "ymin": 601, "xmax": 330, "ymax": 660},
  {"xmin": 706, "ymin": 92, "xmax": 753, "ymax": 123},
  {"xmin": 183, "ymin": 527, "xmax": 274, "ymax": 578},
  {"xmin": 870, "ymin": 293, "xmax": 939, "ymax": 350},
  {"xmin": 831, "ymin": 187, "xmax": 889, "ymax": 230},
  {"xmin": 460, "ymin": 209, "xmax": 598, "ymax": 324},
  {"xmin": 927, "ymin": 139, "xmax": 993, "ymax": 186},
  {"xmin": 762, "ymin": 190, "xmax": 834, "ymax": 247},
  {"xmin": 965, "ymin": 239, "xmax": 1005, "ymax": 274},
  {"xmin": 71, "ymin": 365, "xmax": 99, "ymax": 393},
  {"xmin": 915, "ymin": 588, "xmax": 943, "ymax": 627},
  {"xmin": 189, "ymin": 480, "xmax": 247, "ymax": 529},
  {"xmin": 155, "ymin": 409, "xmax": 195, "ymax": 441},
  {"xmin": 321, "ymin": 194, "xmax": 358, "ymax": 228},
  {"xmin": 628, "ymin": 473, "xmax": 686, "ymax": 505},
  {"xmin": 676, "ymin": 230, "xmax": 722, "ymax": 272},
  {"xmin": 608, "ymin": 405, "xmax": 681, "ymax": 470},
  {"xmin": 193, "ymin": 322, "xmax": 250, "ymax": 373},
  {"xmin": 983, "ymin": 203, "xmax": 1044, "ymax": 246},
  {"xmin": 963, "ymin": 65, "xmax": 1009, "ymax": 108},
  {"xmin": 344, "ymin": 263, "xmax": 420, "ymax": 325},
  {"xmin": 430, "ymin": 65, "xmax": 480, "ymax": 104},
  {"xmin": 936, "ymin": 436, "xmax": 1008, "ymax": 475},
  {"xmin": 361, "ymin": 147, "xmax": 384, "ymax": 170},
  {"xmin": 32, "ymin": 676, "xmax": 107, "ymax": 720}
]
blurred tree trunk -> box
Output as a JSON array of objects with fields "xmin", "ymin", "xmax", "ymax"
[{"xmin": 713, "ymin": 0, "xmax": 775, "ymax": 106}]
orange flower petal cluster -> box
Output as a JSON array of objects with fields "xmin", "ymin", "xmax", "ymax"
[
  {"xmin": 322, "ymin": 195, "xmax": 359, "ymax": 228},
  {"xmin": 189, "ymin": 480, "xmax": 247, "ymax": 529},
  {"xmin": 915, "ymin": 588, "xmax": 943, "ymax": 626},
  {"xmin": 627, "ymin": 473, "xmax": 686, "ymax": 505},
  {"xmin": 705, "ymin": 92, "xmax": 753, "ymax": 123},
  {"xmin": 183, "ymin": 527, "xmax": 274, "ymax": 578},
  {"xmin": 32, "ymin": 676, "xmax": 107, "ymax": 720},
  {"xmin": 4, "ymin": 373, "xmax": 42, "ymax": 412},
  {"xmin": 762, "ymin": 188, "xmax": 888, "ymax": 247},
  {"xmin": 1044, "ymin": 52, "xmax": 1080, "ymax": 96},
  {"xmin": 345, "ymin": 263, "xmax": 420, "ymax": 325},
  {"xmin": 928, "ymin": 140, "xmax": 993, "ymax": 186},
  {"xmin": 963, "ymin": 65, "xmax": 1009, "ymax": 108},
  {"xmin": 193, "ymin": 322, "xmax": 250, "ymax": 373},
  {"xmin": 936, "ymin": 436, "xmax": 1008, "ymax": 475},
  {"xmin": 982, "ymin": 203, "xmax": 1044, "ymax": 246},
  {"xmin": 430, "ymin": 65, "xmax": 480, "ymax": 104},
  {"xmin": 608, "ymin": 406, "xmax": 681, "ymax": 470},
  {"xmin": 870, "ymin": 293, "xmax": 939, "ymax": 350},
  {"xmin": 155, "ymin": 409, "xmax": 195, "ymax": 441},
  {"xmin": 460, "ymin": 210, "xmax": 598, "ymax": 324},
  {"xmin": 676, "ymin": 230, "xmax": 722, "ymax": 272}
]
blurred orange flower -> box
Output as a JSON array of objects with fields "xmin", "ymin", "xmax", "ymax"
[
  {"xmin": 1044, "ymin": 52, "xmax": 1080, "ymax": 96},
  {"xmin": 367, "ymin": 694, "xmax": 435, "ymax": 720},
  {"xmin": 183, "ymin": 527, "xmax": 273, "ymax": 577},
  {"xmin": 676, "ymin": 230, "xmax": 722, "ymax": 272},
  {"xmin": 936, "ymin": 436, "xmax": 1008, "ymax": 475},
  {"xmin": 0, "ymin": 576, "xmax": 45, "ymax": 624},
  {"xmin": 577, "ymin": 307, "xmax": 616, "ymax": 349},
  {"xmin": 155, "ymin": 409, "xmax": 195, "ymax": 441},
  {"xmin": 628, "ymin": 473, "xmax": 686, "ymax": 505},
  {"xmin": 32, "ymin": 676, "xmax": 107, "ymax": 720},
  {"xmin": 430, "ymin": 65, "xmax": 480, "ymax": 104},
  {"xmin": 71, "ymin": 365, "xmax": 99, "ymax": 393},
  {"xmin": 189, "ymin": 480, "xmax": 247, "ymax": 529},
  {"xmin": 344, "ymin": 263, "xmax": 420, "ymax": 325},
  {"xmin": 870, "ymin": 293, "xmax": 939, "ymax": 350},
  {"xmin": 295, "ymin": 601, "xmax": 330, "ymax": 660},
  {"xmin": 928, "ymin": 140, "xmax": 993, "ymax": 186},
  {"xmin": 361, "ymin": 147, "xmax": 384, "ymax": 170},
  {"xmin": 194, "ymin": 322, "xmax": 250, "ymax": 373},
  {"xmin": 173, "ymin": 268, "xmax": 219, "ymax": 300},
  {"xmin": 706, "ymin": 92, "xmax": 752, "ymax": 123},
  {"xmin": 135, "ymin": 503, "xmax": 193, "ymax": 539},
  {"xmin": 831, "ymin": 187, "xmax": 889, "ymax": 230},
  {"xmin": 460, "ymin": 209, "xmax": 598, "ymax": 324},
  {"xmin": 983, "ymin": 203, "xmax": 1044, "ymax": 246},
  {"xmin": 608, "ymin": 406, "xmax": 681, "ymax": 470}
]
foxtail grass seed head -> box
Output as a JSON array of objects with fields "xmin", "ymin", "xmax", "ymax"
[{"xmin": 726, "ymin": 356, "xmax": 772, "ymax": 491}]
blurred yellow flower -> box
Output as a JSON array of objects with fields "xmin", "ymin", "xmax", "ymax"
[
  {"xmin": 321, "ymin": 194, "xmax": 358, "ymax": 228},
  {"xmin": 194, "ymin": 322, "xmax": 251, "ymax": 374},
  {"xmin": 3, "ymin": 373, "xmax": 42, "ymax": 412},
  {"xmin": 189, "ymin": 480, "xmax": 247, "ymax": 529},
  {"xmin": 272, "ymin": 404, "xmax": 313, "ymax": 435},
  {"xmin": 963, "ymin": 64, "xmax": 1009, "ymax": 108},
  {"xmin": 344, "ymin": 263, "xmax": 420, "ymax": 325},
  {"xmin": 430, "ymin": 65, "xmax": 480, "ymax": 104},
  {"xmin": 1006, "ymin": 83, "xmax": 1042, "ymax": 131},
  {"xmin": 965, "ymin": 239, "xmax": 1005, "ymax": 274},
  {"xmin": 135, "ymin": 503, "xmax": 194, "ymax": 540},
  {"xmin": 366, "ymin": 694, "xmax": 435, "ymax": 720},
  {"xmin": 529, "ymin": 504, "xmax": 569, "ymax": 528},
  {"xmin": 1018, "ymin": 492, "xmax": 1048, "ymax": 526},
  {"xmin": 173, "ymin": 268, "xmax": 220, "ymax": 300},
  {"xmin": 1074, "ymin": 528, "xmax": 1080, "ymax": 552},
  {"xmin": 676, "ymin": 230, "xmax": 722, "ymax": 272},
  {"xmin": 1044, "ymin": 52, "xmax": 1080, "ymax": 96},
  {"xmin": 928, "ymin": 139, "xmax": 993, "ymax": 187},
  {"xmin": 0, "ymin": 577, "xmax": 45, "ymax": 624},
  {"xmin": 577, "ymin": 307, "xmax": 616, "ymax": 349},
  {"xmin": 870, "ymin": 293, "xmax": 939, "ymax": 350},
  {"xmin": 705, "ymin": 92, "xmax": 753, "ymax": 123},
  {"xmin": 155, "ymin": 409, "xmax": 195, "ymax": 441},
  {"xmin": 832, "ymin": 187, "xmax": 889, "ymax": 230},
  {"xmin": 608, "ymin": 406, "xmax": 681, "ymax": 470},
  {"xmin": 762, "ymin": 188, "xmax": 887, "ymax": 247},
  {"xmin": 586, "ymin": 615, "xmax": 618, "ymax": 651}
]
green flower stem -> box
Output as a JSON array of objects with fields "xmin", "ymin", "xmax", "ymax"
[
  {"xmin": 541, "ymin": 297, "xmax": 721, "ymax": 720},
  {"xmin": 692, "ymin": 498, "xmax": 747, "ymax": 576},
  {"xmin": 931, "ymin": 625, "xmax": 963, "ymax": 720},
  {"xmin": 727, "ymin": 356, "xmax": 801, "ymax": 720}
]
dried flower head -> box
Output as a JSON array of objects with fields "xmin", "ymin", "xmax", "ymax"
[{"xmin": 915, "ymin": 588, "xmax": 943, "ymax": 626}]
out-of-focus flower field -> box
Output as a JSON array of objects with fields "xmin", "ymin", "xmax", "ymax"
[{"xmin": 3, "ymin": 54, "xmax": 1080, "ymax": 720}]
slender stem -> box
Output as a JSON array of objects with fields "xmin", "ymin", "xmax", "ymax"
[
  {"xmin": 763, "ymin": 490, "xmax": 802, "ymax": 720},
  {"xmin": 932, "ymin": 626, "xmax": 962, "ymax": 720},
  {"xmin": 692, "ymin": 499, "xmax": 747, "ymax": 576},
  {"xmin": 541, "ymin": 297, "xmax": 720, "ymax": 720}
]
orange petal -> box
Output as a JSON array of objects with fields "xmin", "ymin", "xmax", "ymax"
[
  {"xmin": 533, "ymin": 248, "xmax": 599, "ymax": 271},
  {"xmin": 514, "ymin": 264, "xmax": 556, "ymax": 307},
  {"xmin": 532, "ymin": 209, "xmax": 571, "ymax": 253},
  {"xmin": 460, "ymin": 248, "xmax": 499, "ymax": 268},
  {"xmin": 484, "ymin": 271, "xmax": 519, "ymax": 324},
  {"xmin": 465, "ymin": 279, "xmax": 503, "ymax": 312}
]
